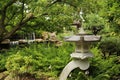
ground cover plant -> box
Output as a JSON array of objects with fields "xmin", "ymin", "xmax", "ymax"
[
  {"xmin": 0, "ymin": 40, "xmax": 120, "ymax": 80},
  {"xmin": 0, "ymin": 42, "xmax": 75, "ymax": 79}
]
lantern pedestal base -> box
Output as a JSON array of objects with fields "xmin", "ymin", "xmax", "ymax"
[{"xmin": 59, "ymin": 59, "xmax": 89, "ymax": 80}]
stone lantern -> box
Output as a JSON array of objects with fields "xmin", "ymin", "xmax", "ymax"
[{"xmin": 59, "ymin": 11, "xmax": 101, "ymax": 80}]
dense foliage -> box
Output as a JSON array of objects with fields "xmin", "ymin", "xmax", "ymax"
[
  {"xmin": 1, "ymin": 0, "xmax": 120, "ymax": 42},
  {"xmin": 0, "ymin": 0, "xmax": 120, "ymax": 80},
  {"xmin": 0, "ymin": 42, "xmax": 75, "ymax": 79},
  {"xmin": 0, "ymin": 41, "xmax": 120, "ymax": 80}
]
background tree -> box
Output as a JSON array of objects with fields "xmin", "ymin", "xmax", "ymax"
[
  {"xmin": 0, "ymin": 0, "xmax": 34, "ymax": 42},
  {"xmin": 0, "ymin": 0, "xmax": 82, "ymax": 42},
  {"xmin": 1, "ymin": 0, "xmax": 120, "ymax": 42}
]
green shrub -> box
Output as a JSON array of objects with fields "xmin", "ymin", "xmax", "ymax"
[
  {"xmin": 67, "ymin": 47, "xmax": 120, "ymax": 80},
  {"xmin": 99, "ymin": 37, "xmax": 120, "ymax": 57},
  {"xmin": 0, "ymin": 48, "xmax": 19, "ymax": 72},
  {"xmin": 0, "ymin": 40, "xmax": 120, "ymax": 80},
  {"xmin": 4, "ymin": 42, "xmax": 75, "ymax": 78},
  {"xmin": 90, "ymin": 47, "xmax": 120, "ymax": 80},
  {"xmin": 84, "ymin": 13, "xmax": 105, "ymax": 35},
  {"xmin": 5, "ymin": 51, "xmax": 43, "ymax": 75}
]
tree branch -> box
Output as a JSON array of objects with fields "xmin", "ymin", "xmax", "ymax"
[
  {"xmin": 1, "ymin": 0, "xmax": 17, "ymax": 24},
  {"xmin": 47, "ymin": 0, "xmax": 62, "ymax": 7},
  {"xmin": 20, "ymin": 0, "xmax": 25, "ymax": 23},
  {"xmin": 47, "ymin": 0, "xmax": 76, "ymax": 8},
  {"xmin": 0, "ymin": 0, "xmax": 17, "ymax": 36},
  {"xmin": 6, "ymin": 12, "xmax": 16, "ymax": 25},
  {"xmin": 0, "ymin": 13, "xmax": 34, "ymax": 42},
  {"xmin": 3, "ymin": 0, "xmax": 17, "ymax": 10}
]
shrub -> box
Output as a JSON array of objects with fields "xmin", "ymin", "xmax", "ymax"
[
  {"xmin": 66, "ymin": 47, "xmax": 120, "ymax": 80},
  {"xmin": 1, "ymin": 40, "xmax": 120, "ymax": 80},
  {"xmin": 98, "ymin": 37, "xmax": 120, "ymax": 57},
  {"xmin": 4, "ymin": 42, "xmax": 75, "ymax": 79}
]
